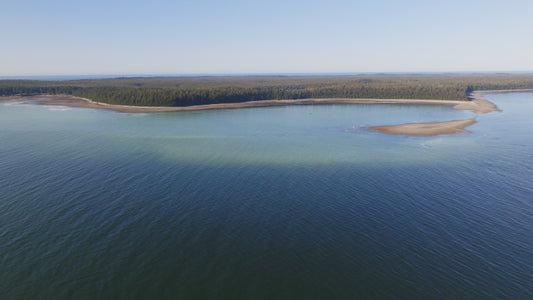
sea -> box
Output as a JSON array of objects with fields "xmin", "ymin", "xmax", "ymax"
[{"xmin": 1, "ymin": 93, "xmax": 532, "ymax": 299}]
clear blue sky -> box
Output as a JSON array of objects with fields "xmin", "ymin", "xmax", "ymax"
[{"xmin": 2, "ymin": 0, "xmax": 533, "ymax": 76}]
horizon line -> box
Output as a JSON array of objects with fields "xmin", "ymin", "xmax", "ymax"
[{"xmin": 2, "ymin": 70, "xmax": 533, "ymax": 80}]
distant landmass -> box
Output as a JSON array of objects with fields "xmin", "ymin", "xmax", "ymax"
[{"xmin": 2, "ymin": 73, "xmax": 533, "ymax": 107}]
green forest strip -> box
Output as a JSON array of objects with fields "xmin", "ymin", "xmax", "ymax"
[{"xmin": 2, "ymin": 74, "xmax": 533, "ymax": 107}]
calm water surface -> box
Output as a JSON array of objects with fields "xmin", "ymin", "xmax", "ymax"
[{"xmin": 1, "ymin": 94, "xmax": 532, "ymax": 299}]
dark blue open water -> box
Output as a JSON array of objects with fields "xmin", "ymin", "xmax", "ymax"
[{"xmin": 1, "ymin": 93, "xmax": 532, "ymax": 299}]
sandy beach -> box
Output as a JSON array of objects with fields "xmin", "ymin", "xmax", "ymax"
[
  {"xmin": 6, "ymin": 92, "xmax": 502, "ymax": 136},
  {"xmin": 469, "ymin": 89, "xmax": 533, "ymax": 98},
  {"xmin": 17, "ymin": 94, "xmax": 495, "ymax": 113}
]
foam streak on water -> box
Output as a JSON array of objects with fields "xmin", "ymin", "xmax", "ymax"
[{"xmin": 1, "ymin": 96, "xmax": 532, "ymax": 299}]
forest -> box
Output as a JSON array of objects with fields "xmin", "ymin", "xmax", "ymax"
[{"xmin": 2, "ymin": 73, "xmax": 533, "ymax": 107}]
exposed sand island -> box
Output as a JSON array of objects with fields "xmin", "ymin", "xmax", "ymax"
[
  {"xmin": 5, "ymin": 93, "xmax": 502, "ymax": 136},
  {"xmin": 370, "ymin": 119, "xmax": 477, "ymax": 136}
]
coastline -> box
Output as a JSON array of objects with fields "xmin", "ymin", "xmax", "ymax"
[
  {"xmin": 369, "ymin": 92, "xmax": 500, "ymax": 136},
  {"xmin": 469, "ymin": 88, "xmax": 533, "ymax": 98},
  {"xmin": 4, "ymin": 92, "xmax": 503, "ymax": 136},
  {"xmin": 8, "ymin": 94, "xmax": 495, "ymax": 114}
]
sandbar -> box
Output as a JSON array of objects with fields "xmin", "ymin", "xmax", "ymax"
[
  {"xmin": 368, "ymin": 93, "xmax": 500, "ymax": 136},
  {"xmin": 370, "ymin": 119, "xmax": 477, "ymax": 136}
]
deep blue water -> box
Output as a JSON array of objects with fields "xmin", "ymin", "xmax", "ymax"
[{"xmin": 1, "ymin": 94, "xmax": 532, "ymax": 299}]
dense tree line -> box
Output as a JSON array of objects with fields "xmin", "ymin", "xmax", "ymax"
[{"xmin": 2, "ymin": 74, "xmax": 533, "ymax": 107}]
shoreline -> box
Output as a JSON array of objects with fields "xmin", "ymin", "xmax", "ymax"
[
  {"xmin": 5, "ymin": 94, "xmax": 496, "ymax": 114},
  {"xmin": 469, "ymin": 88, "xmax": 533, "ymax": 98},
  {"xmin": 3, "ymin": 91, "xmax": 505, "ymax": 136}
]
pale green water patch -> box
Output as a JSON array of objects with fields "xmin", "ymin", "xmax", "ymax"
[{"xmin": 1, "ymin": 100, "xmax": 481, "ymax": 167}]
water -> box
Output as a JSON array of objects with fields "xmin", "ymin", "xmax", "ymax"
[{"xmin": 1, "ymin": 94, "xmax": 532, "ymax": 299}]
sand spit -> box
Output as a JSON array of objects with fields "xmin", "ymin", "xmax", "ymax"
[
  {"xmin": 8, "ymin": 91, "xmax": 506, "ymax": 136},
  {"xmin": 25, "ymin": 94, "xmax": 474, "ymax": 113},
  {"xmin": 369, "ymin": 93, "xmax": 500, "ymax": 136},
  {"xmin": 452, "ymin": 99, "xmax": 500, "ymax": 114},
  {"xmin": 23, "ymin": 94, "xmax": 501, "ymax": 115},
  {"xmin": 370, "ymin": 119, "xmax": 477, "ymax": 136}
]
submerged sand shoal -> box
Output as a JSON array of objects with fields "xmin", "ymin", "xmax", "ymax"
[{"xmin": 8, "ymin": 93, "xmax": 502, "ymax": 136}]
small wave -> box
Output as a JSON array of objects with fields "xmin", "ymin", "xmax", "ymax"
[
  {"xmin": 47, "ymin": 107, "xmax": 72, "ymax": 111},
  {"xmin": 344, "ymin": 124, "xmax": 366, "ymax": 132},
  {"xmin": 419, "ymin": 138, "xmax": 448, "ymax": 148},
  {"xmin": 2, "ymin": 101, "xmax": 27, "ymax": 106}
]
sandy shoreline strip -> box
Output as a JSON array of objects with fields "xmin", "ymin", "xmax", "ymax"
[
  {"xmin": 6, "ymin": 94, "xmax": 496, "ymax": 114},
  {"xmin": 469, "ymin": 88, "xmax": 533, "ymax": 98},
  {"xmin": 3, "ymin": 92, "xmax": 503, "ymax": 136}
]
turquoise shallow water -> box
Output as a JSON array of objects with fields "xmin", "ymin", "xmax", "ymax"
[{"xmin": 1, "ymin": 94, "xmax": 532, "ymax": 299}]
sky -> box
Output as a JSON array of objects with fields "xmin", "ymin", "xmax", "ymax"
[{"xmin": 2, "ymin": 0, "xmax": 533, "ymax": 76}]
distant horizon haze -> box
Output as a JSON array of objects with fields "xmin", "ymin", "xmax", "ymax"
[{"xmin": 3, "ymin": 70, "xmax": 533, "ymax": 81}]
